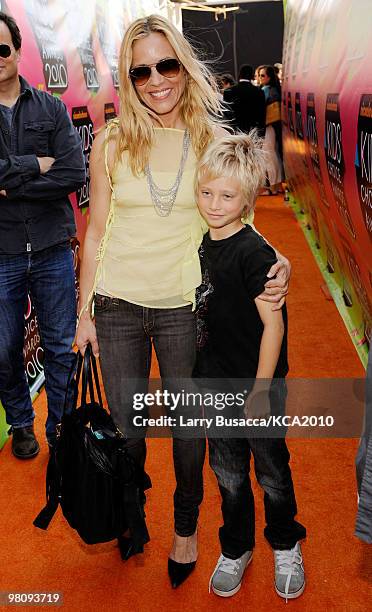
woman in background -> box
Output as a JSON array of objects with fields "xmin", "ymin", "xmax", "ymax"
[{"xmin": 259, "ymin": 64, "xmax": 284, "ymax": 195}]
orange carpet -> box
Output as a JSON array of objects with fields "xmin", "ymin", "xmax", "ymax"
[{"xmin": 0, "ymin": 195, "xmax": 370, "ymax": 612}]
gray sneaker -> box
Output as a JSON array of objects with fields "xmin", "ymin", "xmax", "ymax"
[
  {"xmin": 273, "ymin": 542, "xmax": 305, "ymax": 601},
  {"xmin": 209, "ymin": 551, "xmax": 253, "ymax": 597}
]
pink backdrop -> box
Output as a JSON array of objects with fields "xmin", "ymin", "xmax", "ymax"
[{"xmin": 282, "ymin": 0, "xmax": 372, "ymax": 366}]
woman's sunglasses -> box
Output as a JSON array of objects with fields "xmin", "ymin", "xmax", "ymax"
[
  {"xmin": 0, "ymin": 44, "xmax": 12, "ymax": 58},
  {"xmin": 129, "ymin": 58, "xmax": 181, "ymax": 86}
]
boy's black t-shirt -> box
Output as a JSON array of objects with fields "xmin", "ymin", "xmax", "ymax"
[{"xmin": 193, "ymin": 225, "xmax": 288, "ymax": 385}]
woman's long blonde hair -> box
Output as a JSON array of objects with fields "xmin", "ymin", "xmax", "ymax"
[{"xmin": 116, "ymin": 14, "xmax": 223, "ymax": 176}]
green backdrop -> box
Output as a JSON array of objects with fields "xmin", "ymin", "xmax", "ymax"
[{"xmin": 0, "ymin": 403, "xmax": 8, "ymax": 450}]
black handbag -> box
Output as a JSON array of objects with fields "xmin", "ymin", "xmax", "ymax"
[{"xmin": 34, "ymin": 344, "xmax": 151, "ymax": 548}]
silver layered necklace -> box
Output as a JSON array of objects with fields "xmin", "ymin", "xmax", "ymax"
[{"xmin": 145, "ymin": 129, "xmax": 191, "ymax": 217}]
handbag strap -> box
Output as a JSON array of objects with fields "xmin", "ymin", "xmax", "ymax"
[
  {"xmin": 80, "ymin": 344, "xmax": 104, "ymax": 410},
  {"xmin": 81, "ymin": 345, "xmax": 91, "ymax": 406},
  {"xmin": 61, "ymin": 344, "xmax": 105, "ymax": 418},
  {"xmin": 91, "ymin": 350, "xmax": 104, "ymax": 408},
  {"xmin": 61, "ymin": 352, "xmax": 79, "ymax": 416}
]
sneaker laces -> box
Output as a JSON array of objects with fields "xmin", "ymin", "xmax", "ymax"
[
  {"xmin": 208, "ymin": 555, "xmax": 241, "ymax": 593},
  {"xmin": 275, "ymin": 543, "xmax": 303, "ymax": 600}
]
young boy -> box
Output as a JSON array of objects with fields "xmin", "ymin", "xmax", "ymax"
[{"xmin": 194, "ymin": 133, "xmax": 306, "ymax": 600}]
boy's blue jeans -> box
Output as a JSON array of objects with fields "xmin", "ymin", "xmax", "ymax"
[
  {"xmin": 0, "ymin": 243, "xmax": 77, "ymax": 443},
  {"xmin": 208, "ymin": 379, "xmax": 306, "ymax": 558}
]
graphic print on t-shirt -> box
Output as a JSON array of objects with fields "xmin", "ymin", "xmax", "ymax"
[{"xmin": 195, "ymin": 244, "xmax": 214, "ymax": 350}]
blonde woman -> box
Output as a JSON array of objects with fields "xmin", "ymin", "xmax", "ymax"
[{"xmin": 75, "ymin": 15, "xmax": 289, "ymax": 588}]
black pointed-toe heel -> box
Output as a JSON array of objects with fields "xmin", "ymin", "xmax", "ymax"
[
  {"xmin": 168, "ymin": 558, "xmax": 196, "ymax": 588},
  {"xmin": 118, "ymin": 535, "xmax": 143, "ymax": 561}
]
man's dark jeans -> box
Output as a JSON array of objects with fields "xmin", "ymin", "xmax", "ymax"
[
  {"xmin": 0, "ymin": 243, "xmax": 76, "ymax": 443},
  {"xmin": 208, "ymin": 379, "xmax": 306, "ymax": 558},
  {"xmin": 94, "ymin": 295, "xmax": 206, "ymax": 537}
]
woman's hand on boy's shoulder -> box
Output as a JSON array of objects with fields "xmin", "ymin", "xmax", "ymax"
[{"xmin": 257, "ymin": 254, "xmax": 291, "ymax": 310}]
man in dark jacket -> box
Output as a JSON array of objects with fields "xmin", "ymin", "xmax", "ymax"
[
  {"xmin": 223, "ymin": 64, "xmax": 266, "ymax": 137},
  {"xmin": 0, "ymin": 12, "xmax": 85, "ymax": 458}
]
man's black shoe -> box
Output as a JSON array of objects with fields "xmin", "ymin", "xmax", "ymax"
[{"xmin": 12, "ymin": 426, "xmax": 40, "ymax": 459}]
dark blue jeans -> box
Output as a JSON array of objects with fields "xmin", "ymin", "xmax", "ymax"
[
  {"xmin": 0, "ymin": 243, "xmax": 77, "ymax": 442},
  {"xmin": 94, "ymin": 295, "xmax": 206, "ymax": 537},
  {"xmin": 208, "ymin": 380, "xmax": 306, "ymax": 558}
]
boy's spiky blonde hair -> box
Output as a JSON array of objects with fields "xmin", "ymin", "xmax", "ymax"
[{"xmin": 195, "ymin": 131, "xmax": 267, "ymax": 209}]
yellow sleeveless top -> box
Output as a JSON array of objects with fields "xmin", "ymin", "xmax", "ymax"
[{"xmin": 95, "ymin": 126, "xmax": 205, "ymax": 310}]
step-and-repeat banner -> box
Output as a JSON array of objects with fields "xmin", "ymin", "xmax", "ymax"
[
  {"xmin": 0, "ymin": 0, "xmax": 173, "ymax": 448},
  {"xmin": 282, "ymin": 0, "xmax": 372, "ymax": 368}
]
